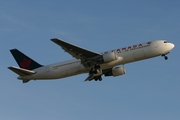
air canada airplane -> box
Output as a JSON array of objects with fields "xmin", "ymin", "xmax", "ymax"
[{"xmin": 8, "ymin": 38, "xmax": 174, "ymax": 83}]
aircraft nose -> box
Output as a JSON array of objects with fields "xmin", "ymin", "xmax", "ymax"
[{"xmin": 170, "ymin": 43, "xmax": 175, "ymax": 50}]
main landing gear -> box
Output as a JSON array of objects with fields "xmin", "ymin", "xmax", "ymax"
[
  {"xmin": 94, "ymin": 76, "xmax": 102, "ymax": 81},
  {"xmin": 89, "ymin": 64, "xmax": 102, "ymax": 81},
  {"xmin": 89, "ymin": 64, "xmax": 101, "ymax": 74}
]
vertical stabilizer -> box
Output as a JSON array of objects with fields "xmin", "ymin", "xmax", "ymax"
[{"xmin": 10, "ymin": 49, "xmax": 43, "ymax": 70}]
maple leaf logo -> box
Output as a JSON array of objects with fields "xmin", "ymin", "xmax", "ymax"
[{"xmin": 20, "ymin": 58, "xmax": 31, "ymax": 69}]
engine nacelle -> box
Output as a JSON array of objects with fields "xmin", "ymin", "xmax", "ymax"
[
  {"xmin": 102, "ymin": 51, "xmax": 117, "ymax": 63},
  {"xmin": 104, "ymin": 66, "xmax": 126, "ymax": 77},
  {"xmin": 112, "ymin": 66, "xmax": 126, "ymax": 76}
]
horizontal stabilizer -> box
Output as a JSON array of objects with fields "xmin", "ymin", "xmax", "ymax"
[{"xmin": 8, "ymin": 66, "xmax": 36, "ymax": 76}]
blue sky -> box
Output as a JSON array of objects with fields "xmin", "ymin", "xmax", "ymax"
[{"xmin": 1, "ymin": 0, "xmax": 180, "ymax": 120}]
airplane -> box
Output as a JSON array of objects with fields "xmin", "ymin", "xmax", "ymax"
[{"xmin": 8, "ymin": 38, "xmax": 175, "ymax": 83}]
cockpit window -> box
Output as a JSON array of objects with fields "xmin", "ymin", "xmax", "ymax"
[{"xmin": 164, "ymin": 41, "xmax": 168, "ymax": 43}]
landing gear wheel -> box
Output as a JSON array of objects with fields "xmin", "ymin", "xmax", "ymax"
[
  {"xmin": 95, "ymin": 78, "xmax": 98, "ymax": 81},
  {"xmin": 94, "ymin": 76, "xmax": 102, "ymax": 81},
  {"xmin": 164, "ymin": 56, "xmax": 168, "ymax": 60}
]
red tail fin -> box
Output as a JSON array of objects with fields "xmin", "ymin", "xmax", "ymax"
[{"xmin": 10, "ymin": 49, "xmax": 43, "ymax": 70}]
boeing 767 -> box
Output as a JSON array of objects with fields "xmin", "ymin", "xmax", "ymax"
[{"xmin": 8, "ymin": 38, "xmax": 174, "ymax": 83}]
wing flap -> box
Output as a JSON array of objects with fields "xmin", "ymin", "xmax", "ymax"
[{"xmin": 8, "ymin": 66, "xmax": 36, "ymax": 76}]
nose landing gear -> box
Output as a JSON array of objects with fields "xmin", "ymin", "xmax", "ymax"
[
  {"xmin": 164, "ymin": 56, "xmax": 168, "ymax": 60},
  {"xmin": 161, "ymin": 54, "xmax": 168, "ymax": 60}
]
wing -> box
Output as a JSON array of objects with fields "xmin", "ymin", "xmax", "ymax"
[{"xmin": 51, "ymin": 38, "xmax": 102, "ymax": 67}]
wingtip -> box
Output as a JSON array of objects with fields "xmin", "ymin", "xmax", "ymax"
[
  {"xmin": 7, "ymin": 66, "xmax": 11, "ymax": 69},
  {"xmin": 51, "ymin": 38, "xmax": 65, "ymax": 41},
  {"xmin": 51, "ymin": 38, "xmax": 58, "ymax": 41},
  {"xmin": 10, "ymin": 48, "xmax": 17, "ymax": 52},
  {"xmin": 51, "ymin": 38, "xmax": 63, "ymax": 43}
]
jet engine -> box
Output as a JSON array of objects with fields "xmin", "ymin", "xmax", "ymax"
[
  {"xmin": 104, "ymin": 66, "xmax": 126, "ymax": 77},
  {"xmin": 102, "ymin": 51, "xmax": 118, "ymax": 63},
  {"xmin": 112, "ymin": 66, "xmax": 126, "ymax": 76}
]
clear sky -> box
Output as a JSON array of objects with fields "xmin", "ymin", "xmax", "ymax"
[{"xmin": 1, "ymin": 0, "xmax": 180, "ymax": 120}]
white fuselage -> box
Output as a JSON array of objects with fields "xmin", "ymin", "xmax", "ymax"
[{"xmin": 18, "ymin": 40, "xmax": 174, "ymax": 80}]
